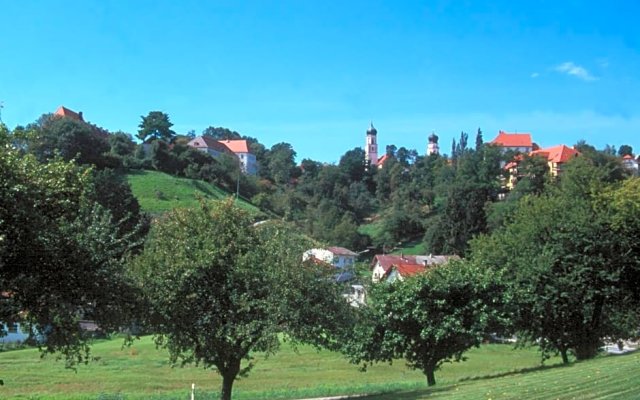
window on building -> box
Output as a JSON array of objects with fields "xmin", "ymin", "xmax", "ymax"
[{"xmin": 7, "ymin": 323, "xmax": 18, "ymax": 333}]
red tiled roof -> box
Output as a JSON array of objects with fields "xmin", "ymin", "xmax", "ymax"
[
  {"xmin": 219, "ymin": 139, "xmax": 250, "ymax": 153},
  {"xmin": 327, "ymin": 246, "xmax": 358, "ymax": 256},
  {"xmin": 491, "ymin": 131, "xmax": 533, "ymax": 148},
  {"xmin": 623, "ymin": 154, "xmax": 635, "ymax": 160},
  {"xmin": 372, "ymin": 254, "xmax": 419, "ymax": 273},
  {"xmin": 377, "ymin": 154, "xmax": 389, "ymax": 166},
  {"xmin": 531, "ymin": 145, "xmax": 579, "ymax": 163},
  {"xmin": 188, "ymin": 136, "xmax": 234, "ymax": 154},
  {"xmin": 391, "ymin": 263, "xmax": 426, "ymax": 277},
  {"xmin": 54, "ymin": 106, "xmax": 84, "ymax": 121}
]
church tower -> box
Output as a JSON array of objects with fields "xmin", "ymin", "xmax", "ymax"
[
  {"xmin": 427, "ymin": 131, "xmax": 439, "ymax": 156},
  {"xmin": 365, "ymin": 122, "xmax": 378, "ymax": 166}
]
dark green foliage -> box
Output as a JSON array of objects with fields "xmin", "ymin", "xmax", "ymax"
[
  {"xmin": 137, "ymin": 111, "xmax": 175, "ymax": 143},
  {"xmin": 0, "ymin": 127, "xmax": 141, "ymax": 369},
  {"xmin": 618, "ymin": 144, "xmax": 633, "ymax": 157},
  {"xmin": 20, "ymin": 114, "xmax": 114, "ymax": 168},
  {"xmin": 202, "ymin": 126, "xmax": 242, "ymax": 140},
  {"xmin": 86, "ymin": 169, "xmax": 150, "ymax": 246}
]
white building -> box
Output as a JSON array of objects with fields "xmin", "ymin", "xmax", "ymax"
[{"xmin": 365, "ymin": 123, "xmax": 379, "ymax": 167}]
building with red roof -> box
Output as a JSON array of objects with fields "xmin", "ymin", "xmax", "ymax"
[
  {"xmin": 187, "ymin": 137, "xmax": 257, "ymax": 175},
  {"xmin": 384, "ymin": 263, "xmax": 426, "ymax": 283},
  {"xmin": 621, "ymin": 154, "xmax": 639, "ymax": 175},
  {"xmin": 54, "ymin": 106, "xmax": 84, "ymax": 122},
  {"xmin": 491, "ymin": 131, "xmax": 534, "ymax": 154},
  {"xmin": 371, "ymin": 254, "xmax": 458, "ymax": 283},
  {"xmin": 530, "ymin": 144, "xmax": 580, "ymax": 177}
]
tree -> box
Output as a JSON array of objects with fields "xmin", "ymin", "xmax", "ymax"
[
  {"xmin": 202, "ymin": 126, "xmax": 242, "ymax": 140},
  {"xmin": 470, "ymin": 178, "xmax": 640, "ymax": 362},
  {"xmin": 137, "ymin": 111, "xmax": 176, "ymax": 143},
  {"xmin": 475, "ymin": 128, "xmax": 483, "ymax": 151},
  {"xmin": 345, "ymin": 261, "xmax": 502, "ymax": 386},
  {"xmin": 133, "ymin": 200, "xmax": 351, "ymax": 400},
  {"xmin": 21, "ymin": 115, "xmax": 111, "ymax": 168},
  {"xmin": 618, "ymin": 144, "xmax": 633, "ymax": 157},
  {"xmin": 265, "ymin": 142, "xmax": 298, "ymax": 185},
  {"xmin": 0, "ymin": 127, "xmax": 141, "ymax": 368},
  {"xmin": 339, "ymin": 147, "xmax": 367, "ymax": 182}
]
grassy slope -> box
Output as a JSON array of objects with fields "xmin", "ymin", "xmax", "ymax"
[
  {"xmin": 2, "ymin": 336, "xmax": 637, "ymax": 400},
  {"xmin": 358, "ymin": 220, "xmax": 426, "ymax": 255},
  {"xmin": 126, "ymin": 170, "xmax": 261, "ymax": 215}
]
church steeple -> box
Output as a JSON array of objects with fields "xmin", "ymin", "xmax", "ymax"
[
  {"xmin": 365, "ymin": 122, "xmax": 378, "ymax": 166},
  {"xmin": 427, "ymin": 131, "xmax": 439, "ymax": 155}
]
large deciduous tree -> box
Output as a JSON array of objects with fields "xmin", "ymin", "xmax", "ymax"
[
  {"xmin": 470, "ymin": 168, "xmax": 640, "ymax": 362},
  {"xmin": 345, "ymin": 261, "xmax": 503, "ymax": 386},
  {"xmin": 133, "ymin": 199, "xmax": 351, "ymax": 400},
  {"xmin": 137, "ymin": 111, "xmax": 176, "ymax": 143},
  {"xmin": 0, "ymin": 126, "xmax": 141, "ymax": 369}
]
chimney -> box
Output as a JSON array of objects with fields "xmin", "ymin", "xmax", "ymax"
[{"xmin": 78, "ymin": 111, "xmax": 84, "ymax": 121}]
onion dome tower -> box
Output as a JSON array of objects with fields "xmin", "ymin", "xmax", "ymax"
[
  {"xmin": 365, "ymin": 122, "xmax": 379, "ymax": 166},
  {"xmin": 427, "ymin": 131, "xmax": 439, "ymax": 155}
]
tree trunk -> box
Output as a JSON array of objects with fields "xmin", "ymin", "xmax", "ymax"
[
  {"xmin": 219, "ymin": 358, "xmax": 241, "ymax": 400},
  {"xmin": 220, "ymin": 374, "xmax": 235, "ymax": 400},
  {"xmin": 560, "ymin": 348, "xmax": 569, "ymax": 364},
  {"xmin": 425, "ymin": 367, "xmax": 436, "ymax": 386}
]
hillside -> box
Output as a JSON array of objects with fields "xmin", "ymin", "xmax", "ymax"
[
  {"xmin": 126, "ymin": 170, "xmax": 262, "ymax": 215},
  {"xmin": 1, "ymin": 336, "xmax": 638, "ymax": 399}
]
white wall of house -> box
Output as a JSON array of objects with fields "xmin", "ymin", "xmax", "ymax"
[
  {"xmin": 303, "ymin": 249, "xmax": 355, "ymax": 269},
  {"xmin": 372, "ymin": 263, "xmax": 387, "ymax": 283},
  {"xmin": 1, "ymin": 323, "xmax": 29, "ymax": 344}
]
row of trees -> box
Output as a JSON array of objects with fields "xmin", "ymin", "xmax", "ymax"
[{"xmin": 342, "ymin": 156, "xmax": 640, "ymax": 386}]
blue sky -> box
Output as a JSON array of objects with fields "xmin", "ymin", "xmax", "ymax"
[{"xmin": 1, "ymin": 0, "xmax": 639, "ymax": 162}]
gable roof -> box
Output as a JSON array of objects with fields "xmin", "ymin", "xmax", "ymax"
[
  {"xmin": 218, "ymin": 139, "xmax": 250, "ymax": 154},
  {"xmin": 54, "ymin": 106, "xmax": 84, "ymax": 121},
  {"xmin": 327, "ymin": 246, "xmax": 358, "ymax": 257},
  {"xmin": 491, "ymin": 131, "xmax": 533, "ymax": 148},
  {"xmin": 188, "ymin": 136, "xmax": 234, "ymax": 154},
  {"xmin": 372, "ymin": 254, "xmax": 419, "ymax": 273},
  {"xmin": 392, "ymin": 263, "xmax": 426, "ymax": 277},
  {"xmin": 531, "ymin": 145, "xmax": 579, "ymax": 163},
  {"xmin": 377, "ymin": 154, "xmax": 390, "ymax": 167}
]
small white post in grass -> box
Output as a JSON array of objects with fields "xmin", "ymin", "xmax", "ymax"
[{"xmin": 191, "ymin": 383, "xmax": 195, "ymax": 400}]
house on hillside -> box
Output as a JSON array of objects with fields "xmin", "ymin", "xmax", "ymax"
[
  {"xmin": 384, "ymin": 263, "xmax": 426, "ymax": 283},
  {"xmin": 503, "ymin": 144, "xmax": 580, "ymax": 192},
  {"xmin": 622, "ymin": 154, "xmax": 639, "ymax": 175},
  {"xmin": 187, "ymin": 137, "xmax": 257, "ymax": 175},
  {"xmin": 55, "ymin": 105, "xmax": 84, "ymax": 121},
  {"xmin": 490, "ymin": 131, "xmax": 535, "ymax": 154},
  {"xmin": 530, "ymin": 145, "xmax": 580, "ymax": 177},
  {"xmin": 371, "ymin": 254, "xmax": 458, "ymax": 283},
  {"xmin": 303, "ymin": 246, "xmax": 359, "ymax": 283},
  {"xmin": 303, "ymin": 247, "xmax": 358, "ymax": 269},
  {"xmin": 187, "ymin": 136, "xmax": 235, "ymax": 158}
]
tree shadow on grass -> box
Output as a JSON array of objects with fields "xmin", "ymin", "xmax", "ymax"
[
  {"xmin": 348, "ymin": 386, "xmax": 454, "ymax": 400},
  {"xmin": 458, "ymin": 361, "xmax": 573, "ymax": 383}
]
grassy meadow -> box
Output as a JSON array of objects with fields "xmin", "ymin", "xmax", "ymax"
[
  {"xmin": 125, "ymin": 170, "xmax": 261, "ymax": 215},
  {"xmin": 2, "ymin": 335, "xmax": 637, "ymax": 400}
]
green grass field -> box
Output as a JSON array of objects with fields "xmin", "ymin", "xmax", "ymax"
[
  {"xmin": 2, "ymin": 336, "xmax": 637, "ymax": 400},
  {"xmin": 125, "ymin": 170, "xmax": 261, "ymax": 215}
]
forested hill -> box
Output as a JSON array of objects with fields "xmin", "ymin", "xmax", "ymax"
[{"xmin": 5, "ymin": 111, "xmax": 635, "ymax": 256}]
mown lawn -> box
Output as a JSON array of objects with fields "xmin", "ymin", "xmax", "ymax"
[
  {"xmin": 5, "ymin": 335, "xmax": 634, "ymax": 400},
  {"xmin": 126, "ymin": 170, "xmax": 261, "ymax": 215}
]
